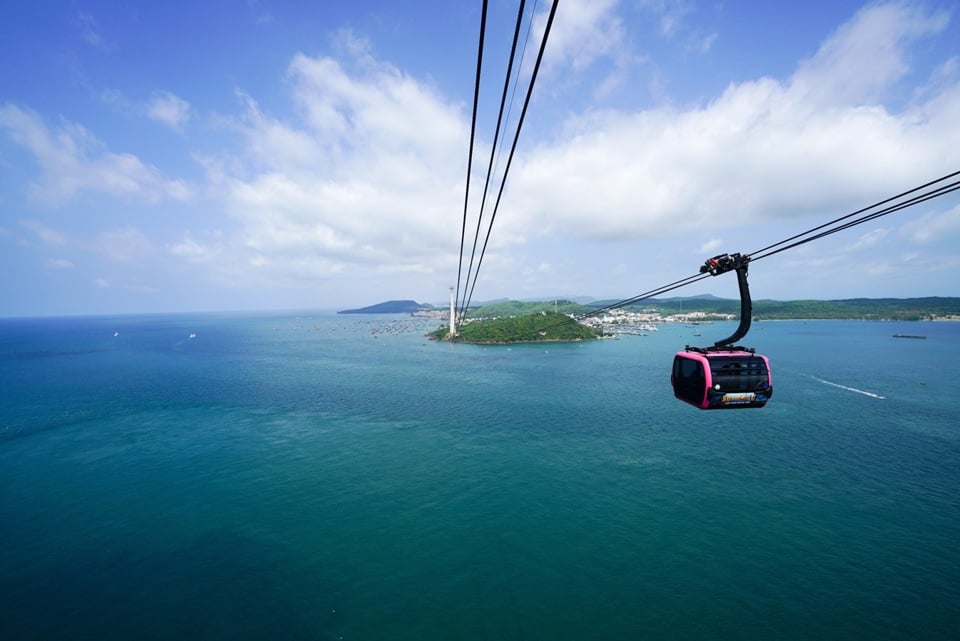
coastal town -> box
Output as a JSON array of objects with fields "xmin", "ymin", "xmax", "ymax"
[
  {"xmin": 576, "ymin": 308, "xmax": 734, "ymax": 333},
  {"xmin": 417, "ymin": 302, "xmax": 738, "ymax": 343},
  {"xmin": 416, "ymin": 305, "xmax": 733, "ymax": 327}
]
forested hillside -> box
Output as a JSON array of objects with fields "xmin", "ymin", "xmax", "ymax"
[{"xmin": 430, "ymin": 311, "xmax": 602, "ymax": 343}]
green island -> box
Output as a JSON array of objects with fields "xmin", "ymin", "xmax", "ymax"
[
  {"xmin": 428, "ymin": 311, "xmax": 602, "ymax": 344},
  {"xmin": 424, "ymin": 296, "xmax": 960, "ymax": 344}
]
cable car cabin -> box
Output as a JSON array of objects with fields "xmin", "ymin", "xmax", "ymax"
[{"xmin": 672, "ymin": 350, "xmax": 773, "ymax": 410}]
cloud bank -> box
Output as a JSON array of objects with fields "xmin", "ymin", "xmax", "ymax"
[{"xmin": 1, "ymin": 1, "xmax": 958, "ymax": 311}]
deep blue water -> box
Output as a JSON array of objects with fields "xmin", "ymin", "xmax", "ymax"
[{"xmin": 1, "ymin": 313, "xmax": 958, "ymax": 640}]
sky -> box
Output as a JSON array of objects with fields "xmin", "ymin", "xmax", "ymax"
[{"xmin": 1, "ymin": 0, "xmax": 959, "ymax": 317}]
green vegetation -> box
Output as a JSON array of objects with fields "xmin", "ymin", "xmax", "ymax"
[
  {"xmin": 463, "ymin": 299, "xmax": 593, "ymax": 318},
  {"xmin": 460, "ymin": 296, "xmax": 960, "ymax": 322},
  {"xmin": 426, "ymin": 296, "xmax": 960, "ymax": 344},
  {"xmin": 430, "ymin": 311, "xmax": 602, "ymax": 344},
  {"xmin": 430, "ymin": 296, "xmax": 960, "ymax": 344},
  {"xmin": 628, "ymin": 296, "xmax": 960, "ymax": 321}
]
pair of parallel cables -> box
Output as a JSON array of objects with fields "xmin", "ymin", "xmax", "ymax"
[
  {"xmin": 451, "ymin": 3, "xmax": 959, "ymax": 327},
  {"xmin": 454, "ymin": 0, "xmax": 559, "ymax": 328},
  {"xmin": 576, "ymin": 170, "xmax": 960, "ymax": 323}
]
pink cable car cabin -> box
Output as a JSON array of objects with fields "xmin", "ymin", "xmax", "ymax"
[
  {"xmin": 671, "ymin": 349, "xmax": 772, "ymax": 409},
  {"xmin": 670, "ymin": 253, "xmax": 773, "ymax": 410}
]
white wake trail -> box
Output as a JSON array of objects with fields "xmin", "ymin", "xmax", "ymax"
[{"xmin": 807, "ymin": 375, "xmax": 886, "ymax": 399}]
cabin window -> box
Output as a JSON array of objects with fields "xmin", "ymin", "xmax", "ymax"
[{"xmin": 673, "ymin": 356, "xmax": 706, "ymax": 404}]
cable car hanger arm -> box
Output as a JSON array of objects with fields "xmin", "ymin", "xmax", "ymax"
[{"xmin": 699, "ymin": 253, "xmax": 752, "ymax": 348}]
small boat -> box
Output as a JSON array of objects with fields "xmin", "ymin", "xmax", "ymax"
[
  {"xmin": 893, "ymin": 334, "xmax": 926, "ymax": 339},
  {"xmin": 188, "ymin": 332, "xmax": 197, "ymax": 339}
]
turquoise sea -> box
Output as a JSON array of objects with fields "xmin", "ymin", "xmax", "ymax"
[{"xmin": 1, "ymin": 313, "xmax": 958, "ymax": 640}]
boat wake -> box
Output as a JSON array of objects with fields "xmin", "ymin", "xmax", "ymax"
[{"xmin": 806, "ymin": 375, "xmax": 885, "ymax": 399}]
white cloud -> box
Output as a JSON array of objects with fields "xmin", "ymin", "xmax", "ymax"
[
  {"xmin": 0, "ymin": 104, "xmax": 192, "ymax": 204},
  {"xmin": 287, "ymin": 51, "xmax": 464, "ymax": 160},
  {"xmin": 96, "ymin": 227, "xmax": 155, "ymax": 262},
  {"xmin": 634, "ymin": 0, "xmax": 716, "ymax": 53},
  {"xmin": 247, "ymin": 0, "xmax": 274, "ymax": 25},
  {"xmin": 504, "ymin": 2, "xmax": 960, "ymax": 243},
  {"xmin": 169, "ymin": 1, "xmax": 958, "ymax": 303},
  {"xmin": 169, "ymin": 233, "xmax": 223, "ymax": 264},
  {"xmin": 694, "ymin": 31, "xmax": 718, "ymax": 54},
  {"xmin": 541, "ymin": 0, "xmax": 624, "ymax": 73},
  {"xmin": 77, "ymin": 12, "xmax": 107, "ymax": 50},
  {"xmin": 147, "ymin": 92, "xmax": 191, "ymax": 131},
  {"xmin": 13, "ymin": 1, "xmax": 952, "ymax": 309},
  {"xmin": 46, "ymin": 258, "xmax": 74, "ymax": 269},
  {"xmin": 533, "ymin": 0, "xmax": 639, "ymax": 99},
  {"xmin": 638, "ymin": 0, "xmax": 693, "ymax": 39},
  {"xmin": 790, "ymin": 2, "xmax": 949, "ymax": 107},
  {"xmin": 904, "ymin": 203, "xmax": 960, "ymax": 244},
  {"xmin": 844, "ymin": 228, "xmax": 889, "ymax": 252},
  {"xmin": 199, "ymin": 49, "xmax": 468, "ymax": 285},
  {"xmin": 698, "ymin": 238, "xmax": 723, "ymax": 254},
  {"xmin": 19, "ymin": 219, "xmax": 69, "ymax": 246}
]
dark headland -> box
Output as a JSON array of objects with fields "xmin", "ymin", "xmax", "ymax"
[{"xmin": 337, "ymin": 300, "xmax": 435, "ymax": 314}]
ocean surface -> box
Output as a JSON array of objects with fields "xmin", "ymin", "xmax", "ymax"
[{"xmin": 1, "ymin": 313, "xmax": 958, "ymax": 640}]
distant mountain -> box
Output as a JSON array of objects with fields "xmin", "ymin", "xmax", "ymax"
[
  {"xmin": 338, "ymin": 300, "xmax": 434, "ymax": 314},
  {"xmin": 601, "ymin": 295, "xmax": 960, "ymax": 320},
  {"xmin": 588, "ymin": 294, "xmax": 724, "ymax": 307},
  {"xmin": 674, "ymin": 294, "xmax": 725, "ymax": 301}
]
